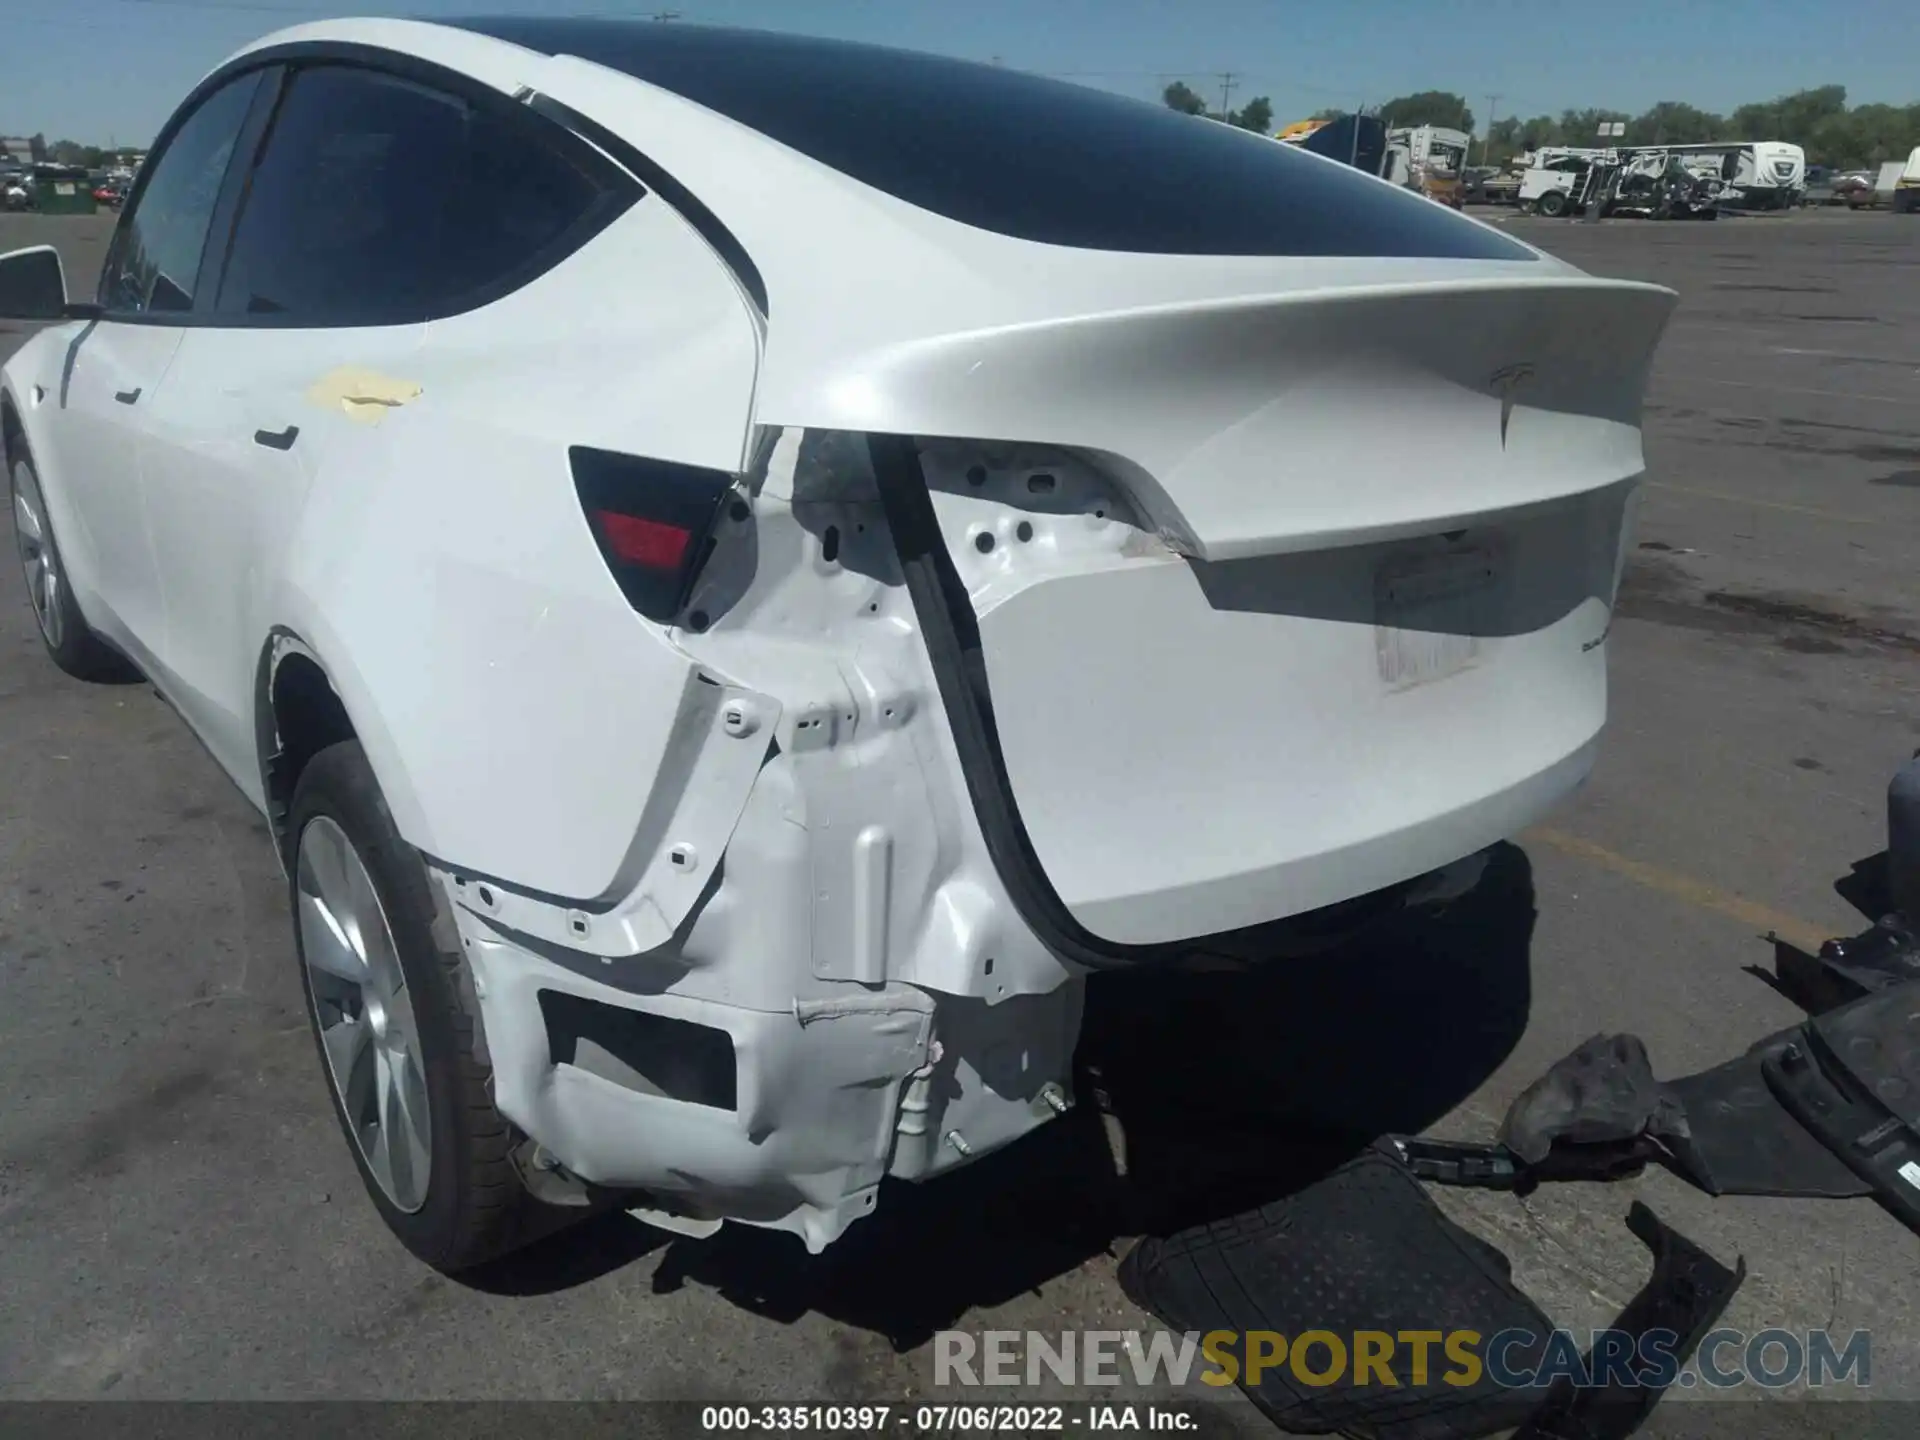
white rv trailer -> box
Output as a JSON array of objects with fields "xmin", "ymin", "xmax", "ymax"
[{"xmin": 1664, "ymin": 141, "xmax": 1806, "ymax": 208}]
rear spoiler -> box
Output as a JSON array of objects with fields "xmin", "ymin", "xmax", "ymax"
[{"xmin": 808, "ymin": 279, "xmax": 1675, "ymax": 561}]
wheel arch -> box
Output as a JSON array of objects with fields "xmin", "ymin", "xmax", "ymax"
[
  {"xmin": 0, "ymin": 387, "xmax": 21, "ymax": 470},
  {"xmin": 253, "ymin": 627, "xmax": 436, "ymax": 869}
]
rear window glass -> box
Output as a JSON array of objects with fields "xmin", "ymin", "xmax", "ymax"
[{"xmin": 455, "ymin": 18, "xmax": 1533, "ymax": 262}]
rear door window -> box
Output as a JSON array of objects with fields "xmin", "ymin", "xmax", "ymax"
[
  {"xmin": 214, "ymin": 64, "xmax": 631, "ymax": 325},
  {"xmin": 98, "ymin": 72, "xmax": 263, "ymax": 315}
]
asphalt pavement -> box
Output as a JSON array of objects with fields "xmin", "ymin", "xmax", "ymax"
[{"xmin": 2, "ymin": 207, "xmax": 1918, "ymax": 1428}]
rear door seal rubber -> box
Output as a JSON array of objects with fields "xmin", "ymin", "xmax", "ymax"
[{"xmin": 526, "ymin": 92, "xmax": 768, "ymax": 320}]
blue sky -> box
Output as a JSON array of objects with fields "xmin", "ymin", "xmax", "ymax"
[{"xmin": 5, "ymin": 0, "xmax": 1917, "ymax": 147}]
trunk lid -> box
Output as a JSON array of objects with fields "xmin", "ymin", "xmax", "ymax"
[{"xmin": 893, "ymin": 277, "xmax": 1672, "ymax": 944}]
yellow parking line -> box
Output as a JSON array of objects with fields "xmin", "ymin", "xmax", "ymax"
[
  {"xmin": 1525, "ymin": 825, "xmax": 1831, "ymax": 952},
  {"xmin": 1643, "ymin": 481, "xmax": 1872, "ymax": 525}
]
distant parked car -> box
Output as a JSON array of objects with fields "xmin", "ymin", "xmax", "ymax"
[
  {"xmin": 3, "ymin": 179, "xmax": 29, "ymax": 211},
  {"xmin": 1833, "ymin": 172, "xmax": 1876, "ymax": 206}
]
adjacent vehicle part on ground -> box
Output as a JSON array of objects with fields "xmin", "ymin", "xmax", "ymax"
[
  {"xmin": 1417, "ymin": 749, "xmax": 1920, "ymax": 1242},
  {"xmin": 1120, "ymin": 1145, "xmax": 1742, "ymax": 1440},
  {"xmin": 0, "ymin": 16, "xmax": 1674, "ymax": 1266}
]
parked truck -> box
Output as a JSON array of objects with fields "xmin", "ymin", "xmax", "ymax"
[{"xmin": 1388, "ymin": 124, "xmax": 1471, "ymax": 208}]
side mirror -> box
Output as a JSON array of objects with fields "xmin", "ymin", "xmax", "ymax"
[{"xmin": 0, "ymin": 245, "xmax": 98, "ymax": 321}]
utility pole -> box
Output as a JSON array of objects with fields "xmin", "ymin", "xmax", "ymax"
[
  {"xmin": 1480, "ymin": 93, "xmax": 1502, "ymax": 167},
  {"xmin": 1216, "ymin": 71, "xmax": 1239, "ymax": 121}
]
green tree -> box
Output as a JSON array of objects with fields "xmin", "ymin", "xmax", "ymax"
[
  {"xmin": 1162, "ymin": 81, "xmax": 1208, "ymax": 116},
  {"xmin": 1509, "ymin": 114, "xmax": 1566, "ymax": 152},
  {"xmin": 1730, "ymin": 85, "xmax": 1845, "ymax": 151},
  {"xmin": 1627, "ymin": 101, "xmax": 1724, "ymax": 147},
  {"xmin": 1483, "ymin": 116, "xmax": 1528, "ymax": 166},
  {"xmin": 1826, "ymin": 103, "xmax": 1914, "ymax": 168},
  {"xmin": 1232, "ymin": 96, "xmax": 1273, "ymax": 133},
  {"xmin": 1559, "ymin": 108, "xmax": 1631, "ymax": 142},
  {"xmin": 1379, "ymin": 90, "xmax": 1473, "ymax": 132},
  {"xmin": 1774, "ymin": 84, "xmax": 1848, "ymax": 139}
]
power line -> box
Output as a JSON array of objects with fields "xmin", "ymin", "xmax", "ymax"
[
  {"xmin": 111, "ymin": 0, "xmax": 331, "ymax": 12},
  {"xmin": 1217, "ymin": 71, "xmax": 1239, "ymax": 117}
]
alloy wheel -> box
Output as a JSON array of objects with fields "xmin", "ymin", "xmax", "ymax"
[
  {"xmin": 10, "ymin": 461, "xmax": 64, "ymax": 650},
  {"xmin": 296, "ymin": 814, "xmax": 433, "ymax": 1213}
]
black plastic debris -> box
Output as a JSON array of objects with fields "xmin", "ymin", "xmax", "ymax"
[
  {"xmin": 1498, "ymin": 1034, "xmax": 1688, "ymax": 1166},
  {"xmin": 1764, "ymin": 986, "xmax": 1920, "ymax": 1233},
  {"xmin": 1888, "ymin": 750, "xmax": 1920, "ymax": 920},
  {"xmin": 1389, "ymin": 1133, "xmax": 1654, "ymax": 1193},
  {"xmin": 1661, "ymin": 1036, "xmax": 1871, "ymax": 1199},
  {"xmin": 1771, "ymin": 916, "xmax": 1920, "ymax": 1016},
  {"xmin": 1509, "ymin": 1202, "xmax": 1745, "ymax": 1440},
  {"xmin": 1386, "ymin": 1135, "xmax": 1525, "ymax": 1190},
  {"xmin": 1416, "ymin": 1027, "xmax": 1879, "ymax": 1203},
  {"xmin": 1416, "ymin": 978, "xmax": 1920, "ymax": 1234}
]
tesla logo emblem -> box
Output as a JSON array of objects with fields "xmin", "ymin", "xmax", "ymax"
[{"xmin": 1490, "ymin": 363, "xmax": 1536, "ymax": 447}]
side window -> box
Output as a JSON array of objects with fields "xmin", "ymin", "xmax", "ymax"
[
  {"xmin": 98, "ymin": 72, "xmax": 262, "ymax": 314},
  {"xmin": 216, "ymin": 65, "xmax": 618, "ymax": 324}
]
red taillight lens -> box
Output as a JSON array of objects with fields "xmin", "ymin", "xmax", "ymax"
[
  {"xmin": 592, "ymin": 510, "xmax": 692, "ymax": 572},
  {"xmin": 571, "ymin": 445, "xmax": 733, "ymax": 622}
]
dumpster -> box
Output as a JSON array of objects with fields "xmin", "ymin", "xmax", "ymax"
[{"xmin": 31, "ymin": 164, "xmax": 97, "ymax": 215}]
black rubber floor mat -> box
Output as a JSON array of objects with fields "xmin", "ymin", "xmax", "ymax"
[
  {"xmin": 1661, "ymin": 1037, "xmax": 1871, "ymax": 1198},
  {"xmin": 1118, "ymin": 1143, "xmax": 1550, "ymax": 1440},
  {"xmin": 1765, "ymin": 987, "xmax": 1920, "ymax": 1234}
]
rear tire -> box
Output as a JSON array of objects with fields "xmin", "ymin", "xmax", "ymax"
[
  {"xmin": 1536, "ymin": 190, "xmax": 1569, "ymax": 219},
  {"xmin": 288, "ymin": 739, "xmax": 559, "ymax": 1271},
  {"xmin": 8, "ymin": 453, "xmax": 139, "ymax": 682}
]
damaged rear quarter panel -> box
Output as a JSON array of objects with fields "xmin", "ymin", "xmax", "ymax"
[{"xmin": 270, "ymin": 195, "xmax": 765, "ymax": 911}]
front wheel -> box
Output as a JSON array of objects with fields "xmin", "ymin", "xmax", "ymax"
[
  {"xmin": 288, "ymin": 739, "xmax": 560, "ymax": 1271},
  {"xmin": 8, "ymin": 453, "xmax": 138, "ymax": 681}
]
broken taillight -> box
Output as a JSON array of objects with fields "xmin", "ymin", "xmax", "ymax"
[{"xmin": 570, "ymin": 445, "xmax": 733, "ymax": 622}]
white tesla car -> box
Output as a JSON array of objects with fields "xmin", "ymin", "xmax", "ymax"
[{"xmin": 0, "ymin": 18, "xmax": 1674, "ymax": 1270}]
